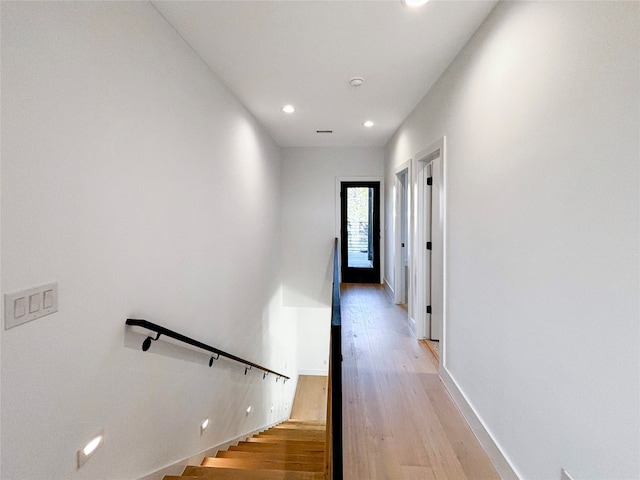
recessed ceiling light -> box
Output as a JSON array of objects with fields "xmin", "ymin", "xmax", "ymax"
[
  {"xmin": 349, "ymin": 77, "xmax": 364, "ymax": 87},
  {"xmin": 402, "ymin": 0, "xmax": 429, "ymax": 7},
  {"xmin": 363, "ymin": 121, "xmax": 375, "ymax": 128},
  {"xmin": 282, "ymin": 105, "xmax": 295, "ymax": 113}
]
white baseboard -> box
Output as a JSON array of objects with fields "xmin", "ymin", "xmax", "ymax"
[
  {"xmin": 383, "ymin": 278, "xmax": 394, "ymax": 300},
  {"xmin": 408, "ymin": 314, "xmax": 417, "ymax": 337},
  {"xmin": 440, "ymin": 365, "xmax": 521, "ymax": 480},
  {"xmin": 137, "ymin": 419, "xmax": 286, "ymax": 480}
]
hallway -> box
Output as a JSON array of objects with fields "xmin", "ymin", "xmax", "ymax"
[{"xmin": 341, "ymin": 284, "xmax": 500, "ymax": 480}]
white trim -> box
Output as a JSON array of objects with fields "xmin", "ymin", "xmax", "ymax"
[
  {"xmin": 411, "ymin": 137, "xmax": 445, "ymax": 342},
  {"xmin": 440, "ymin": 366, "xmax": 522, "ymax": 480},
  {"xmin": 335, "ymin": 176, "xmax": 385, "ymax": 284},
  {"xmin": 393, "ymin": 160, "xmax": 411, "ymax": 305},
  {"xmin": 383, "ymin": 278, "xmax": 395, "ymax": 300}
]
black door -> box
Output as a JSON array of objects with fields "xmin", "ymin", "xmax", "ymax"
[{"xmin": 341, "ymin": 182, "xmax": 380, "ymax": 283}]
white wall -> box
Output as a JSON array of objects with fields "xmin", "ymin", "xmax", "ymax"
[
  {"xmin": 282, "ymin": 147, "xmax": 383, "ymax": 374},
  {"xmin": 385, "ymin": 2, "xmax": 639, "ymax": 479},
  {"xmin": 1, "ymin": 3, "xmax": 296, "ymax": 479}
]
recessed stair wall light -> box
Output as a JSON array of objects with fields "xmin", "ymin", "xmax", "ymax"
[
  {"xmin": 363, "ymin": 121, "xmax": 375, "ymax": 128},
  {"xmin": 281, "ymin": 105, "xmax": 295, "ymax": 113},
  {"xmin": 77, "ymin": 432, "xmax": 104, "ymax": 469},
  {"xmin": 246, "ymin": 405, "xmax": 252, "ymax": 416},
  {"xmin": 200, "ymin": 418, "xmax": 210, "ymax": 435},
  {"xmin": 402, "ymin": 0, "xmax": 429, "ymax": 7}
]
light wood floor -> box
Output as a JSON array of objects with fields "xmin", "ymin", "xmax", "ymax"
[
  {"xmin": 341, "ymin": 284, "xmax": 500, "ymax": 480},
  {"xmin": 291, "ymin": 375, "xmax": 328, "ymax": 422}
]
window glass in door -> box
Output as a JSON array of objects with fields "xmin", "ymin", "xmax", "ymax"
[{"xmin": 341, "ymin": 182, "xmax": 380, "ymax": 284}]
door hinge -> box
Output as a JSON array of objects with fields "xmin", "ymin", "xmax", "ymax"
[
  {"xmin": 426, "ymin": 305, "xmax": 432, "ymax": 314},
  {"xmin": 426, "ymin": 242, "xmax": 432, "ymax": 250},
  {"xmin": 427, "ymin": 177, "xmax": 433, "ymax": 186}
]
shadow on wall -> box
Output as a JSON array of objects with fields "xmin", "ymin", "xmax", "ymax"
[
  {"xmin": 283, "ymin": 241, "xmax": 335, "ymax": 308},
  {"xmin": 124, "ymin": 325, "xmax": 285, "ymax": 379}
]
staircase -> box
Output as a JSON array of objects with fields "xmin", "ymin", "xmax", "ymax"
[{"xmin": 163, "ymin": 419, "xmax": 326, "ymax": 480}]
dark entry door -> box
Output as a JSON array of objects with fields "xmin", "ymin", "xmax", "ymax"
[{"xmin": 341, "ymin": 182, "xmax": 380, "ymax": 283}]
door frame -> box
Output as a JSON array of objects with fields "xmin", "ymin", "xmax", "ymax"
[
  {"xmin": 411, "ymin": 137, "xmax": 446, "ymax": 355},
  {"xmin": 393, "ymin": 161, "xmax": 411, "ymax": 305},
  {"xmin": 335, "ymin": 176, "xmax": 384, "ymax": 283}
]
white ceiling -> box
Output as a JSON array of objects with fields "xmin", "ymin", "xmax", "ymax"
[{"xmin": 153, "ymin": 1, "xmax": 498, "ymax": 148}]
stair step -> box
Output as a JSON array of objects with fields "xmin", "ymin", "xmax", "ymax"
[
  {"xmin": 201, "ymin": 456, "xmax": 324, "ymax": 472},
  {"xmin": 258, "ymin": 428, "xmax": 326, "ymax": 441},
  {"xmin": 171, "ymin": 466, "xmax": 325, "ymax": 479},
  {"xmin": 273, "ymin": 422, "xmax": 326, "ymax": 431},
  {"xmin": 251, "ymin": 435, "xmax": 324, "ymax": 443},
  {"xmin": 255, "ymin": 431, "xmax": 324, "ymax": 437},
  {"xmin": 230, "ymin": 443, "xmax": 325, "ymax": 455},
  {"xmin": 162, "ymin": 420, "xmax": 328, "ymax": 479},
  {"xmin": 244, "ymin": 437, "xmax": 325, "ymax": 447},
  {"xmin": 216, "ymin": 450, "xmax": 324, "ymax": 464}
]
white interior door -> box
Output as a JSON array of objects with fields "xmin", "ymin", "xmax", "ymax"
[
  {"xmin": 424, "ymin": 163, "xmax": 433, "ymax": 339},
  {"xmin": 394, "ymin": 166, "xmax": 410, "ymax": 306},
  {"xmin": 400, "ymin": 171, "xmax": 409, "ymax": 304},
  {"xmin": 430, "ymin": 157, "xmax": 443, "ymax": 341}
]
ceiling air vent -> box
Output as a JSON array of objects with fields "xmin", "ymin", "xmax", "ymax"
[{"xmin": 316, "ymin": 130, "xmax": 333, "ymax": 134}]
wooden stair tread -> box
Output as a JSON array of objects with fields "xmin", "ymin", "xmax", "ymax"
[
  {"xmin": 201, "ymin": 457, "xmax": 324, "ymax": 472},
  {"xmin": 257, "ymin": 430, "xmax": 325, "ymax": 438},
  {"xmin": 172, "ymin": 466, "xmax": 325, "ymax": 479},
  {"xmin": 255, "ymin": 433, "xmax": 324, "ymax": 437},
  {"xmin": 217, "ymin": 450, "xmax": 324, "ymax": 464},
  {"xmin": 272, "ymin": 423, "xmax": 325, "ymax": 431},
  {"xmin": 251, "ymin": 436, "xmax": 324, "ymax": 444},
  {"xmin": 230, "ymin": 443, "xmax": 325, "ymax": 455},
  {"xmin": 263, "ymin": 426, "xmax": 326, "ymax": 435},
  {"xmin": 163, "ymin": 420, "xmax": 328, "ymax": 480},
  {"xmin": 245, "ymin": 437, "xmax": 325, "ymax": 447}
]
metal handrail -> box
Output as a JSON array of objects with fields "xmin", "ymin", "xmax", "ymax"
[
  {"xmin": 327, "ymin": 237, "xmax": 343, "ymax": 479},
  {"xmin": 125, "ymin": 318, "xmax": 289, "ymax": 381}
]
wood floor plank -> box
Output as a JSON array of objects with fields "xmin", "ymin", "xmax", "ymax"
[{"xmin": 341, "ymin": 284, "xmax": 500, "ymax": 480}]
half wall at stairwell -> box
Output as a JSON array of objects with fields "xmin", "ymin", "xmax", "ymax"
[{"xmin": 1, "ymin": 3, "xmax": 296, "ymax": 479}]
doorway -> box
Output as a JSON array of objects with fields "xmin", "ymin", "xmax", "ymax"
[
  {"xmin": 394, "ymin": 166, "xmax": 410, "ymax": 305},
  {"xmin": 340, "ymin": 181, "xmax": 381, "ymax": 283},
  {"xmin": 412, "ymin": 137, "xmax": 445, "ymax": 351}
]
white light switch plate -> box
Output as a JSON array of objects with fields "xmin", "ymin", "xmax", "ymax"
[{"xmin": 4, "ymin": 282, "xmax": 58, "ymax": 330}]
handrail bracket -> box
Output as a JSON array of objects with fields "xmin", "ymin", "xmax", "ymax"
[{"xmin": 142, "ymin": 332, "xmax": 162, "ymax": 352}]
